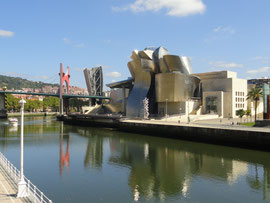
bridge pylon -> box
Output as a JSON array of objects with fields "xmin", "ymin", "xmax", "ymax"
[{"xmin": 59, "ymin": 63, "xmax": 70, "ymax": 116}]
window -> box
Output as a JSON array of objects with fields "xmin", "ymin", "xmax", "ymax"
[{"xmin": 206, "ymin": 97, "xmax": 218, "ymax": 113}]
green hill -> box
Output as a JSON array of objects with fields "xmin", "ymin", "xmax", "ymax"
[{"xmin": 0, "ymin": 75, "xmax": 59, "ymax": 90}]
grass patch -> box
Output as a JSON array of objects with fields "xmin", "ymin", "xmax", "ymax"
[{"xmin": 240, "ymin": 122, "xmax": 255, "ymax": 127}]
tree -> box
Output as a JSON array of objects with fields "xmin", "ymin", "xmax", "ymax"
[
  {"xmin": 69, "ymin": 98, "xmax": 88, "ymax": 112},
  {"xmin": 245, "ymin": 109, "xmax": 251, "ymax": 122},
  {"xmin": 236, "ymin": 109, "xmax": 245, "ymax": 122},
  {"xmin": 6, "ymin": 94, "xmax": 20, "ymax": 112},
  {"xmin": 246, "ymin": 87, "xmax": 263, "ymax": 121},
  {"xmin": 43, "ymin": 97, "xmax": 59, "ymax": 112}
]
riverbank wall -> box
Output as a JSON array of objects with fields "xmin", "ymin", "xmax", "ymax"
[
  {"xmin": 8, "ymin": 112, "xmax": 57, "ymax": 117},
  {"xmin": 60, "ymin": 114, "xmax": 270, "ymax": 151}
]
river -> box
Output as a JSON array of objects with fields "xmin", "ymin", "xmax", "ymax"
[{"xmin": 0, "ymin": 116, "xmax": 270, "ymax": 203}]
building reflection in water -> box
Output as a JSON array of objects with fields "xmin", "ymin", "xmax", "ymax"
[
  {"xmin": 75, "ymin": 128, "xmax": 270, "ymax": 202},
  {"xmin": 84, "ymin": 136, "xmax": 103, "ymax": 169},
  {"xmin": 59, "ymin": 122, "xmax": 70, "ymax": 176},
  {"xmin": 76, "ymin": 128, "xmax": 103, "ymax": 169}
]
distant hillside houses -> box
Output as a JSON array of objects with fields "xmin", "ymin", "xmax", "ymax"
[{"xmin": 0, "ymin": 75, "xmax": 88, "ymax": 101}]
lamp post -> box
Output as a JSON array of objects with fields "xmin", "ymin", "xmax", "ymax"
[
  {"xmin": 17, "ymin": 98, "xmax": 28, "ymax": 198},
  {"xmin": 179, "ymin": 107, "xmax": 182, "ymax": 121},
  {"xmin": 187, "ymin": 98, "xmax": 190, "ymax": 124},
  {"xmin": 165, "ymin": 99, "xmax": 168, "ymax": 121}
]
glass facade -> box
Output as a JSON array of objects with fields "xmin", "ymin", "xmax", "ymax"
[{"xmin": 206, "ymin": 96, "xmax": 217, "ymax": 113}]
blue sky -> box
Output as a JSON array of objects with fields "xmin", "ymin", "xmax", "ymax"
[{"xmin": 0, "ymin": 0, "xmax": 270, "ymax": 90}]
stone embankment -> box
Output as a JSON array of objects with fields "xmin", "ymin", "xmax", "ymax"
[{"xmin": 60, "ymin": 114, "xmax": 270, "ymax": 151}]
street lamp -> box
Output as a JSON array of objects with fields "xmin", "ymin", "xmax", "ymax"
[
  {"xmin": 187, "ymin": 98, "xmax": 190, "ymax": 124},
  {"xmin": 17, "ymin": 98, "xmax": 28, "ymax": 198},
  {"xmin": 165, "ymin": 99, "xmax": 168, "ymax": 121},
  {"xmin": 179, "ymin": 107, "xmax": 182, "ymax": 121}
]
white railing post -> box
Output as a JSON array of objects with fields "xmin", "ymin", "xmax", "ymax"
[
  {"xmin": 27, "ymin": 179, "xmax": 30, "ymax": 194},
  {"xmin": 34, "ymin": 186, "xmax": 37, "ymax": 202},
  {"xmin": 41, "ymin": 192, "xmax": 44, "ymax": 202}
]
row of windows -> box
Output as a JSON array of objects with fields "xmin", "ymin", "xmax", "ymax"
[
  {"xmin": 235, "ymin": 91, "xmax": 245, "ymax": 96},
  {"xmin": 236, "ymin": 103, "xmax": 245, "ymax": 108},
  {"xmin": 235, "ymin": 97, "xmax": 245, "ymax": 102}
]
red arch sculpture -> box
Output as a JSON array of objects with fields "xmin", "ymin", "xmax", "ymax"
[{"xmin": 60, "ymin": 63, "xmax": 70, "ymax": 96}]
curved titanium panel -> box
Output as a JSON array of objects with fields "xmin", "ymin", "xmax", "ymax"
[
  {"xmin": 180, "ymin": 56, "xmax": 192, "ymax": 74},
  {"xmin": 126, "ymin": 52, "xmax": 151, "ymax": 117},
  {"xmin": 159, "ymin": 58, "xmax": 169, "ymax": 73},
  {"xmin": 153, "ymin": 46, "xmax": 169, "ymax": 60},
  {"xmin": 141, "ymin": 58, "xmax": 157, "ymax": 73},
  {"xmin": 155, "ymin": 72, "xmax": 201, "ymax": 102},
  {"xmin": 152, "ymin": 47, "xmax": 169, "ymax": 73},
  {"xmin": 138, "ymin": 50, "xmax": 153, "ymax": 60},
  {"xmin": 163, "ymin": 55, "xmax": 189, "ymax": 74},
  {"xmin": 128, "ymin": 61, "xmax": 136, "ymax": 79}
]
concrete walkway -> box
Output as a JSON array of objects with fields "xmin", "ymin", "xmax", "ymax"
[
  {"xmin": 121, "ymin": 118, "xmax": 270, "ymax": 133},
  {"xmin": 0, "ymin": 165, "xmax": 28, "ymax": 203}
]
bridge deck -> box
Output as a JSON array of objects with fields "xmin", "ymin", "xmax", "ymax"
[
  {"xmin": 0, "ymin": 90, "xmax": 110, "ymax": 100},
  {"xmin": 0, "ymin": 165, "xmax": 28, "ymax": 203}
]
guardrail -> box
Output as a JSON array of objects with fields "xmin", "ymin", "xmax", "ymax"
[{"xmin": 0, "ymin": 152, "xmax": 53, "ymax": 203}]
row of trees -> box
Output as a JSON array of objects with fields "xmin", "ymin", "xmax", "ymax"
[
  {"xmin": 236, "ymin": 109, "xmax": 251, "ymax": 121},
  {"xmin": 6, "ymin": 95, "xmax": 88, "ymax": 112}
]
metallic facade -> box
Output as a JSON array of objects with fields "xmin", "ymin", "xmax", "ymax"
[
  {"xmin": 84, "ymin": 67, "xmax": 103, "ymax": 96},
  {"xmin": 126, "ymin": 50, "xmax": 152, "ymax": 117},
  {"xmin": 155, "ymin": 73, "xmax": 201, "ymax": 102},
  {"xmin": 124, "ymin": 46, "xmax": 201, "ymax": 118}
]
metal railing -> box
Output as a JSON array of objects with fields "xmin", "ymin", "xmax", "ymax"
[{"xmin": 0, "ymin": 152, "xmax": 53, "ymax": 203}]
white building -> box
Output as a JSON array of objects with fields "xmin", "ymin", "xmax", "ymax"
[{"xmin": 193, "ymin": 71, "xmax": 247, "ymax": 118}]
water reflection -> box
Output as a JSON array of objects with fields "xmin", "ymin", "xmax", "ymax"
[
  {"xmin": 73, "ymin": 127, "xmax": 270, "ymax": 202},
  {"xmin": 59, "ymin": 122, "xmax": 70, "ymax": 176},
  {"xmin": 1, "ymin": 118, "xmax": 270, "ymax": 202}
]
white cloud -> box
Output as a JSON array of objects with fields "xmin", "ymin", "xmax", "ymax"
[
  {"xmin": 0, "ymin": 29, "xmax": 14, "ymax": 37},
  {"xmin": 247, "ymin": 66, "xmax": 270, "ymax": 74},
  {"xmin": 204, "ymin": 26, "xmax": 236, "ymax": 43},
  {"xmin": 62, "ymin": 37, "xmax": 71, "ymax": 44},
  {"xmin": 103, "ymin": 39, "xmax": 111, "ymax": 44},
  {"xmin": 113, "ymin": 0, "xmax": 206, "ymax": 17},
  {"xmin": 3, "ymin": 72, "xmax": 26, "ymax": 78},
  {"xmin": 213, "ymin": 26, "xmax": 235, "ymax": 35},
  {"xmin": 34, "ymin": 75, "xmax": 49, "ymax": 80},
  {"xmin": 251, "ymin": 56, "xmax": 268, "ymax": 63},
  {"xmin": 106, "ymin": 72, "xmax": 122, "ymax": 78},
  {"xmin": 209, "ymin": 61, "xmax": 243, "ymax": 69},
  {"xmin": 96, "ymin": 64, "xmax": 111, "ymax": 69},
  {"xmin": 62, "ymin": 38, "xmax": 86, "ymax": 48},
  {"xmin": 2, "ymin": 72, "xmax": 49, "ymax": 81},
  {"xmin": 75, "ymin": 43, "xmax": 85, "ymax": 48}
]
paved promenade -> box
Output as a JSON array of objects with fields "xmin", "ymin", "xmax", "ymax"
[
  {"xmin": 121, "ymin": 118, "xmax": 270, "ymax": 133},
  {"xmin": 0, "ymin": 164, "xmax": 27, "ymax": 203}
]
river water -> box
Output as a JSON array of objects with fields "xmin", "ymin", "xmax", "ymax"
[{"xmin": 0, "ymin": 116, "xmax": 270, "ymax": 203}]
